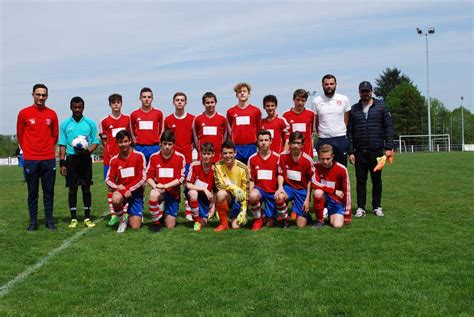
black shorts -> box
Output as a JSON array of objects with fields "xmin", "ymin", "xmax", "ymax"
[{"xmin": 65, "ymin": 154, "xmax": 93, "ymax": 187}]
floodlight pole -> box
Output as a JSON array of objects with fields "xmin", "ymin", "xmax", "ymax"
[
  {"xmin": 461, "ymin": 96, "xmax": 465, "ymax": 151},
  {"xmin": 417, "ymin": 27, "xmax": 435, "ymax": 151}
]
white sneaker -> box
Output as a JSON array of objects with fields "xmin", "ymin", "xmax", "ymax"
[
  {"xmin": 117, "ymin": 222, "xmax": 127, "ymax": 233},
  {"xmin": 323, "ymin": 208, "xmax": 328, "ymax": 219},
  {"xmin": 374, "ymin": 207, "xmax": 384, "ymax": 217},
  {"xmin": 185, "ymin": 214, "xmax": 193, "ymax": 222},
  {"xmin": 355, "ymin": 208, "xmax": 366, "ymax": 218}
]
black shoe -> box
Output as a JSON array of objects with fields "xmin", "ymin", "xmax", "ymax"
[
  {"xmin": 282, "ymin": 219, "xmax": 290, "ymax": 229},
  {"xmin": 26, "ymin": 223, "xmax": 38, "ymax": 231},
  {"xmin": 45, "ymin": 222, "xmax": 57, "ymax": 231},
  {"xmin": 151, "ymin": 224, "xmax": 161, "ymax": 233},
  {"xmin": 312, "ymin": 221, "xmax": 324, "ymax": 229},
  {"xmin": 306, "ymin": 213, "xmax": 313, "ymax": 225}
]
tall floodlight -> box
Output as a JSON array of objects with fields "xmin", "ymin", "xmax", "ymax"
[
  {"xmin": 461, "ymin": 96, "xmax": 465, "ymax": 151},
  {"xmin": 417, "ymin": 27, "xmax": 435, "ymax": 151}
]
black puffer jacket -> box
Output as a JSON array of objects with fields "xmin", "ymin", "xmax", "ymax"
[{"xmin": 347, "ymin": 98, "xmax": 394, "ymax": 153}]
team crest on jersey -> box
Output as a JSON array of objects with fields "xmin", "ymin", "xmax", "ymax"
[
  {"xmin": 201, "ymin": 123, "xmax": 205, "ymax": 126},
  {"xmin": 337, "ymin": 100, "xmax": 342, "ymax": 105},
  {"xmin": 157, "ymin": 164, "xmax": 161, "ymax": 167},
  {"xmin": 46, "ymin": 118, "xmax": 51, "ymax": 125},
  {"xmin": 29, "ymin": 118, "xmax": 35, "ymax": 125},
  {"xmin": 255, "ymin": 165, "xmax": 260, "ymax": 169},
  {"xmin": 172, "ymin": 124, "xmax": 176, "ymax": 128},
  {"xmin": 289, "ymin": 120, "xmax": 294, "ymax": 123}
]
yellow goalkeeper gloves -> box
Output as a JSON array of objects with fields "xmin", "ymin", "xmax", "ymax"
[{"xmin": 237, "ymin": 211, "xmax": 248, "ymax": 225}]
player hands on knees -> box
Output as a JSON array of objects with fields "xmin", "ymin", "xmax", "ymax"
[
  {"xmin": 274, "ymin": 131, "xmax": 314, "ymax": 228},
  {"xmin": 105, "ymin": 130, "xmax": 146, "ymax": 233},
  {"xmin": 214, "ymin": 140, "xmax": 249, "ymax": 231},
  {"xmin": 312, "ymin": 144, "xmax": 351, "ymax": 229},
  {"xmin": 186, "ymin": 142, "xmax": 216, "ymax": 232},
  {"xmin": 248, "ymin": 130, "xmax": 280, "ymax": 231},
  {"xmin": 146, "ymin": 130, "xmax": 186, "ymax": 232}
]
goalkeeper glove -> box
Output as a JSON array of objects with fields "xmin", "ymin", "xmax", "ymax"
[
  {"xmin": 230, "ymin": 185, "xmax": 245, "ymax": 202},
  {"xmin": 237, "ymin": 211, "xmax": 248, "ymax": 225}
]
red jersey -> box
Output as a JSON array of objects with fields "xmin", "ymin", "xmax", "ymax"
[
  {"xmin": 192, "ymin": 112, "xmax": 229, "ymax": 163},
  {"xmin": 248, "ymin": 151, "xmax": 279, "ymax": 193},
  {"xmin": 105, "ymin": 150, "xmax": 146, "ymax": 194},
  {"xmin": 261, "ymin": 115, "xmax": 290, "ymax": 153},
  {"xmin": 227, "ymin": 104, "xmax": 261, "ymax": 145},
  {"xmin": 146, "ymin": 151, "xmax": 186, "ymax": 200},
  {"xmin": 282, "ymin": 108, "xmax": 316, "ymax": 157},
  {"xmin": 164, "ymin": 112, "xmax": 195, "ymax": 164},
  {"xmin": 130, "ymin": 107, "xmax": 164, "ymax": 145},
  {"xmin": 17, "ymin": 104, "xmax": 59, "ymax": 160},
  {"xmin": 312, "ymin": 161, "xmax": 351, "ymax": 213},
  {"xmin": 278, "ymin": 151, "xmax": 314, "ymax": 190},
  {"xmin": 99, "ymin": 114, "xmax": 130, "ymax": 165},
  {"xmin": 186, "ymin": 160, "xmax": 215, "ymax": 192}
]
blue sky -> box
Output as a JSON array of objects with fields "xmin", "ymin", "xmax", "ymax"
[{"xmin": 1, "ymin": 0, "xmax": 472, "ymax": 134}]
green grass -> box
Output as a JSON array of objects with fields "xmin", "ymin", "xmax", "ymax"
[{"xmin": 1, "ymin": 152, "xmax": 473, "ymax": 316}]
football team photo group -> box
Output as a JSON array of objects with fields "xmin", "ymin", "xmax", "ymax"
[{"xmin": 17, "ymin": 76, "xmax": 393, "ymax": 234}]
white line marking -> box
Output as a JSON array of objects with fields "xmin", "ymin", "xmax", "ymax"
[{"xmin": 0, "ymin": 214, "xmax": 106, "ymax": 299}]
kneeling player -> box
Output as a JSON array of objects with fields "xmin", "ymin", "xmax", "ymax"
[
  {"xmin": 312, "ymin": 144, "xmax": 351, "ymax": 229},
  {"xmin": 186, "ymin": 142, "xmax": 216, "ymax": 232},
  {"xmin": 274, "ymin": 131, "xmax": 314, "ymax": 228},
  {"xmin": 105, "ymin": 130, "xmax": 146, "ymax": 233},
  {"xmin": 248, "ymin": 130, "xmax": 279, "ymax": 230},
  {"xmin": 214, "ymin": 140, "xmax": 249, "ymax": 231},
  {"xmin": 146, "ymin": 130, "xmax": 186, "ymax": 232}
]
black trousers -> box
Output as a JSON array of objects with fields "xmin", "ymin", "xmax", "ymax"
[
  {"xmin": 316, "ymin": 136, "xmax": 349, "ymax": 167},
  {"xmin": 24, "ymin": 159, "xmax": 56, "ymax": 224},
  {"xmin": 354, "ymin": 150, "xmax": 383, "ymax": 209}
]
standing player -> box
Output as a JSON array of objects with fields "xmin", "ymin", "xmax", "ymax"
[
  {"xmin": 274, "ymin": 131, "xmax": 314, "ymax": 228},
  {"xmin": 130, "ymin": 87, "xmax": 164, "ymax": 163},
  {"xmin": 99, "ymin": 93, "xmax": 130, "ymax": 226},
  {"xmin": 58, "ymin": 97, "xmax": 100, "ymax": 229},
  {"xmin": 226, "ymin": 83, "xmax": 261, "ymax": 164},
  {"xmin": 17, "ymin": 84, "xmax": 59, "ymax": 231},
  {"xmin": 248, "ymin": 130, "xmax": 279, "ymax": 231},
  {"xmin": 186, "ymin": 142, "xmax": 216, "ymax": 232},
  {"xmin": 312, "ymin": 74, "xmax": 351, "ymax": 166},
  {"xmin": 312, "ymin": 144, "xmax": 351, "ymax": 229},
  {"xmin": 105, "ymin": 130, "xmax": 147, "ymax": 233},
  {"xmin": 164, "ymin": 92, "xmax": 195, "ymax": 221},
  {"xmin": 283, "ymin": 89, "xmax": 316, "ymax": 157},
  {"xmin": 261, "ymin": 95, "xmax": 290, "ymax": 153},
  {"xmin": 146, "ymin": 130, "xmax": 186, "ymax": 232},
  {"xmin": 214, "ymin": 140, "xmax": 249, "ymax": 232},
  {"xmin": 192, "ymin": 92, "xmax": 229, "ymax": 163}
]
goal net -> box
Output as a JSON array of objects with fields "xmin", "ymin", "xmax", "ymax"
[{"xmin": 398, "ymin": 134, "xmax": 451, "ymax": 152}]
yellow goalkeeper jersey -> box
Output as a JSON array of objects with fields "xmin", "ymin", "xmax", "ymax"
[{"xmin": 214, "ymin": 159, "xmax": 249, "ymax": 211}]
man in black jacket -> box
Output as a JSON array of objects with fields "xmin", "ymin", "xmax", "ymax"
[{"xmin": 347, "ymin": 81, "xmax": 394, "ymax": 217}]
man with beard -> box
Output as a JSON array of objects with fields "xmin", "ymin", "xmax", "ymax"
[
  {"xmin": 347, "ymin": 81, "xmax": 394, "ymax": 218},
  {"xmin": 312, "ymin": 74, "xmax": 351, "ymax": 167}
]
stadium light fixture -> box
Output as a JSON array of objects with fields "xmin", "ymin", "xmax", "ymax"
[{"xmin": 417, "ymin": 27, "xmax": 436, "ymax": 151}]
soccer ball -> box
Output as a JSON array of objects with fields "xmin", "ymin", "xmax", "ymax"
[{"xmin": 72, "ymin": 135, "xmax": 88, "ymax": 152}]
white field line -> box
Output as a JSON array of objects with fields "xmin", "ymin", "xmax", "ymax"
[{"xmin": 0, "ymin": 214, "xmax": 107, "ymax": 299}]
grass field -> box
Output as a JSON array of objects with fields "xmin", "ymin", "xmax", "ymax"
[{"xmin": 1, "ymin": 152, "xmax": 473, "ymax": 316}]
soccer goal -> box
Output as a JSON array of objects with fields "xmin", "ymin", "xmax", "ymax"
[{"xmin": 398, "ymin": 134, "xmax": 451, "ymax": 152}]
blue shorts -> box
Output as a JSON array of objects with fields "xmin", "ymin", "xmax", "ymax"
[
  {"xmin": 103, "ymin": 165, "xmax": 110, "ymax": 180},
  {"xmin": 163, "ymin": 192, "xmax": 179, "ymax": 218},
  {"xmin": 230, "ymin": 198, "xmax": 242, "ymax": 219},
  {"xmin": 235, "ymin": 144, "xmax": 257, "ymax": 165},
  {"xmin": 135, "ymin": 144, "xmax": 160, "ymax": 164},
  {"xmin": 126, "ymin": 189, "xmax": 145, "ymax": 217},
  {"xmin": 197, "ymin": 193, "xmax": 211, "ymax": 218},
  {"xmin": 256, "ymin": 187, "xmax": 276, "ymax": 218},
  {"xmin": 324, "ymin": 193, "xmax": 344, "ymax": 216},
  {"xmin": 283, "ymin": 184, "xmax": 307, "ymax": 217}
]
